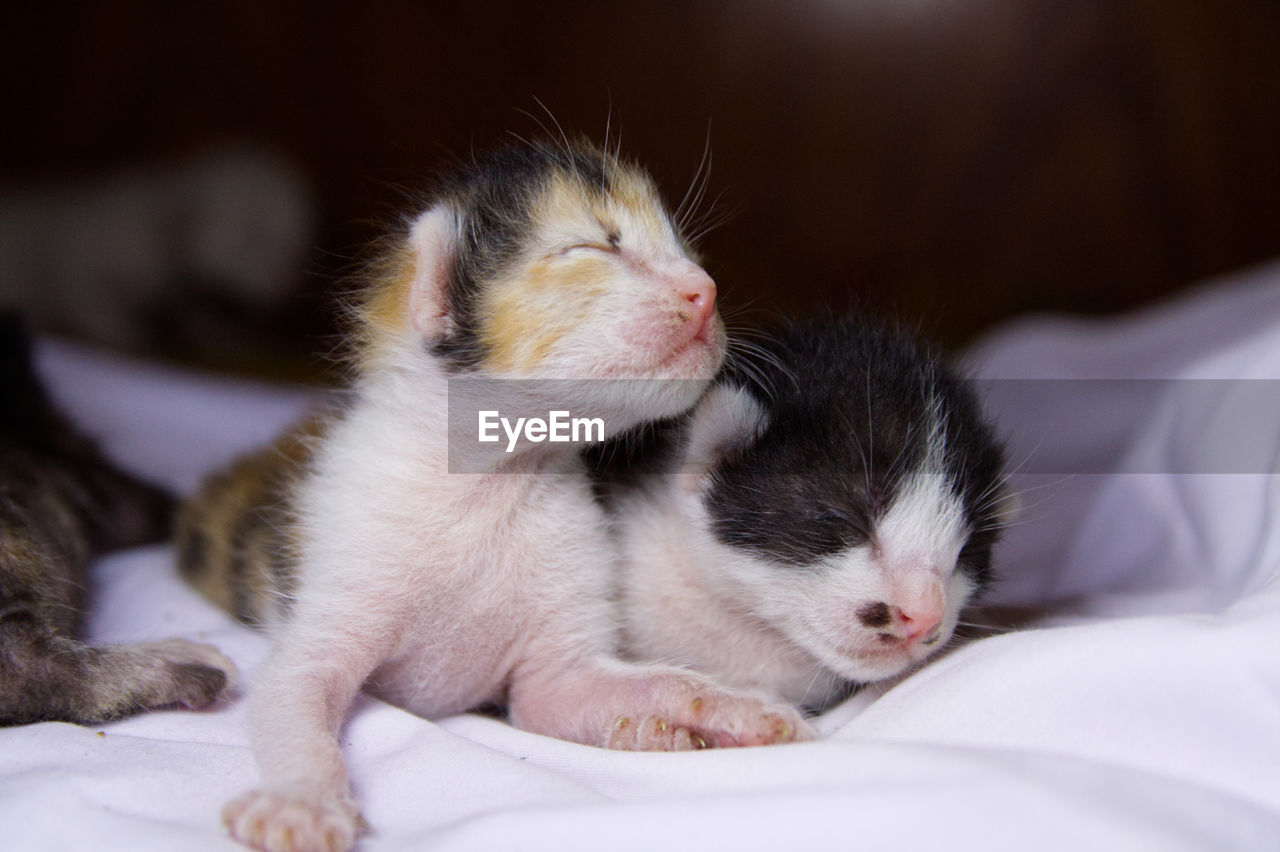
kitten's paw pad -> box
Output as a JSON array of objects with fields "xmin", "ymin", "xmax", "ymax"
[
  {"xmin": 223, "ymin": 787, "xmax": 361, "ymax": 852},
  {"xmin": 607, "ymin": 714, "xmax": 707, "ymax": 751},
  {"xmin": 135, "ymin": 638, "xmax": 239, "ymax": 708},
  {"xmin": 681, "ymin": 694, "xmax": 815, "ymax": 748},
  {"xmin": 744, "ymin": 708, "xmax": 814, "ymax": 746}
]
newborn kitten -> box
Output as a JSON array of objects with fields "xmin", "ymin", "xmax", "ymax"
[
  {"xmin": 602, "ymin": 317, "xmax": 1009, "ymax": 711},
  {"xmin": 0, "ymin": 313, "xmax": 235, "ymax": 725},
  {"xmin": 178, "ymin": 140, "xmax": 811, "ymax": 852}
]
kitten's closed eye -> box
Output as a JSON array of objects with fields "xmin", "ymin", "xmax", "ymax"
[
  {"xmin": 561, "ymin": 243, "xmax": 617, "ymax": 256},
  {"xmin": 812, "ymin": 509, "xmax": 870, "ymax": 547},
  {"xmin": 562, "ymin": 229, "xmax": 622, "ymax": 256}
]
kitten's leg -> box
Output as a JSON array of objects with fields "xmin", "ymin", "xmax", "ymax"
[
  {"xmin": 508, "ymin": 656, "xmax": 814, "ymax": 751},
  {"xmin": 0, "ymin": 511, "xmax": 234, "ymax": 726},
  {"xmin": 0, "ymin": 614, "xmax": 235, "ymax": 725},
  {"xmin": 222, "ymin": 620, "xmax": 386, "ymax": 852}
]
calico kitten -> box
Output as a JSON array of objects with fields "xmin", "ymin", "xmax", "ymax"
[
  {"xmin": 601, "ymin": 317, "xmax": 1009, "ymax": 711},
  {"xmin": 178, "ymin": 140, "xmax": 810, "ymax": 852},
  {"xmin": 0, "ymin": 313, "xmax": 235, "ymax": 725}
]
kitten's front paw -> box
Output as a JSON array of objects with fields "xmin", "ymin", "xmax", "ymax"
[
  {"xmin": 676, "ymin": 692, "xmax": 815, "ymax": 748},
  {"xmin": 135, "ymin": 638, "xmax": 238, "ymax": 708},
  {"xmin": 607, "ymin": 714, "xmax": 709, "ymax": 751},
  {"xmin": 605, "ymin": 691, "xmax": 815, "ymax": 752},
  {"xmin": 223, "ymin": 786, "xmax": 362, "ymax": 852}
]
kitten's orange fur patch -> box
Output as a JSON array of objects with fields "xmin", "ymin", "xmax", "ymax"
[
  {"xmin": 362, "ymin": 247, "xmax": 416, "ymax": 335},
  {"xmin": 604, "ymin": 170, "xmax": 668, "ymax": 236},
  {"xmin": 482, "ymin": 254, "xmax": 612, "ymax": 373},
  {"xmin": 356, "ymin": 245, "xmax": 418, "ymax": 368}
]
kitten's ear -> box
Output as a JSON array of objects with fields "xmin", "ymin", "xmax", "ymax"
[
  {"xmin": 405, "ymin": 205, "xmax": 458, "ymax": 340},
  {"xmin": 678, "ymin": 384, "xmax": 768, "ymax": 492}
]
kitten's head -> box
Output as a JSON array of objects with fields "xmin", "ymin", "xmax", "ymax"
[
  {"xmin": 361, "ymin": 140, "xmax": 724, "ymax": 426},
  {"xmin": 679, "ymin": 318, "xmax": 1008, "ymax": 684}
]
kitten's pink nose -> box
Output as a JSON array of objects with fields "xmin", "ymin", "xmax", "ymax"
[
  {"xmin": 674, "ymin": 268, "xmax": 717, "ymax": 333},
  {"xmin": 893, "ymin": 603, "xmax": 943, "ymax": 644},
  {"xmin": 885, "ymin": 562, "xmax": 946, "ymax": 645}
]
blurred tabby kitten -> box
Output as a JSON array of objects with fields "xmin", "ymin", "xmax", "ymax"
[
  {"xmin": 0, "ymin": 147, "xmax": 312, "ymax": 354},
  {"xmin": 0, "ymin": 313, "xmax": 236, "ymax": 725}
]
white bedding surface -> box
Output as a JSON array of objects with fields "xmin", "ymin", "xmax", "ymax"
[{"xmin": 5, "ymin": 262, "xmax": 1280, "ymax": 851}]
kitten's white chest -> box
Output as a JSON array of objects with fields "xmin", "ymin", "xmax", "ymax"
[{"xmin": 302, "ymin": 427, "xmax": 609, "ymax": 717}]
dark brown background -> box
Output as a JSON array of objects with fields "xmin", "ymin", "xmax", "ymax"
[{"xmin": 6, "ymin": 1, "xmax": 1280, "ymax": 377}]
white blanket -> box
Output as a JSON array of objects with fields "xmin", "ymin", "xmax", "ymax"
[{"xmin": 5, "ymin": 262, "xmax": 1280, "ymax": 851}]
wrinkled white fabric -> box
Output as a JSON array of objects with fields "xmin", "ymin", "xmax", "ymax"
[{"xmin": 5, "ymin": 260, "xmax": 1280, "ymax": 851}]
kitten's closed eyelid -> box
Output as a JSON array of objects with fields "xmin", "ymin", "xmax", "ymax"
[
  {"xmin": 813, "ymin": 508, "xmax": 872, "ymax": 546},
  {"xmin": 558, "ymin": 241, "xmax": 618, "ymax": 256},
  {"xmin": 816, "ymin": 508, "xmax": 863, "ymax": 533}
]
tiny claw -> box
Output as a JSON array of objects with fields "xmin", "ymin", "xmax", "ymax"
[
  {"xmin": 692, "ymin": 733, "xmax": 708, "ymax": 750},
  {"xmin": 656, "ymin": 719, "xmax": 667, "ymax": 732},
  {"xmin": 689, "ymin": 697, "xmax": 704, "ymax": 714},
  {"xmin": 614, "ymin": 716, "xmax": 632, "ymax": 730}
]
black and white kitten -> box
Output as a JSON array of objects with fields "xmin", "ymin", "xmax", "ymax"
[{"xmin": 601, "ymin": 317, "xmax": 1009, "ymax": 711}]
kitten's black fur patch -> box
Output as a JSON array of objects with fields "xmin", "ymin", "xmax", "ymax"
[
  {"xmin": 856, "ymin": 601, "xmax": 893, "ymax": 628},
  {"xmin": 708, "ymin": 318, "xmax": 1005, "ymax": 587}
]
